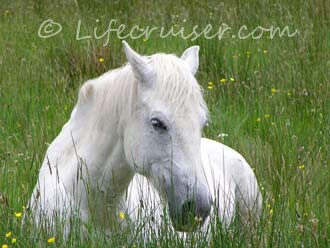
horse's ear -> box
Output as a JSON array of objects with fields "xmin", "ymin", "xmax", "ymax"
[
  {"xmin": 180, "ymin": 46, "xmax": 199, "ymax": 75},
  {"xmin": 122, "ymin": 41, "xmax": 154, "ymax": 87}
]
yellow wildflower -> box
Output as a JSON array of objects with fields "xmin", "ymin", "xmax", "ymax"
[
  {"xmin": 47, "ymin": 237, "xmax": 55, "ymax": 243},
  {"xmin": 263, "ymin": 49, "xmax": 268, "ymax": 54},
  {"xmin": 208, "ymin": 81, "xmax": 214, "ymax": 86},
  {"xmin": 119, "ymin": 212, "xmax": 125, "ymax": 220},
  {"xmin": 256, "ymin": 117, "xmax": 261, "ymax": 122},
  {"xmin": 98, "ymin": 57, "xmax": 105, "ymax": 63},
  {"xmin": 219, "ymin": 78, "xmax": 226, "ymax": 83},
  {"xmin": 271, "ymin": 88, "xmax": 277, "ymax": 94},
  {"xmin": 287, "ymin": 91, "xmax": 291, "ymax": 96},
  {"xmin": 269, "ymin": 209, "xmax": 273, "ymax": 215},
  {"xmin": 14, "ymin": 212, "xmax": 22, "ymax": 218},
  {"xmin": 207, "ymin": 85, "xmax": 213, "ymax": 90},
  {"xmin": 2, "ymin": 244, "xmax": 8, "ymax": 248},
  {"xmin": 5, "ymin": 232, "xmax": 12, "ymax": 238},
  {"xmin": 264, "ymin": 114, "xmax": 271, "ymax": 118},
  {"xmin": 230, "ymin": 77, "xmax": 235, "ymax": 82},
  {"xmin": 11, "ymin": 238, "xmax": 17, "ymax": 244},
  {"xmin": 298, "ymin": 164, "xmax": 305, "ymax": 170}
]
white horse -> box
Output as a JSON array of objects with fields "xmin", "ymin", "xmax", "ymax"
[
  {"xmin": 123, "ymin": 138, "xmax": 262, "ymax": 234},
  {"xmin": 30, "ymin": 42, "xmax": 214, "ymax": 234}
]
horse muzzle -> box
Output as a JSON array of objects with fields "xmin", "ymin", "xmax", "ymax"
[{"xmin": 169, "ymin": 188, "xmax": 212, "ymax": 232}]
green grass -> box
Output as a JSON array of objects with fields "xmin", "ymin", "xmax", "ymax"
[{"xmin": 0, "ymin": 0, "xmax": 329, "ymax": 247}]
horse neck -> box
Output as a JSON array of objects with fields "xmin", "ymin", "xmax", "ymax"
[{"xmin": 67, "ymin": 108, "xmax": 134, "ymax": 203}]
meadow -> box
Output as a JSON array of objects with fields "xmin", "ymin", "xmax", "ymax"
[{"xmin": 0, "ymin": 0, "xmax": 329, "ymax": 247}]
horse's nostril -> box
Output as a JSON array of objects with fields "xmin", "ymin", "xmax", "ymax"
[
  {"xmin": 179, "ymin": 200, "xmax": 197, "ymax": 228},
  {"xmin": 170, "ymin": 196, "xmax": 212, "ymax": 232},
  {"xmin": 182, "ymin": 200, "xmax": 196, "ymax": 215}
]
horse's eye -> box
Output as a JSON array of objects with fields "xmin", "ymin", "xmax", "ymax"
[{"xmin": 151, "ymin": 118, "xmax": 167, "ymax": 131}]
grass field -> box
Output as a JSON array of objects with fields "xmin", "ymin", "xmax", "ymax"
[{"xmin": 0, "ymin": 0, "xmax": 329, "ymax": 247}]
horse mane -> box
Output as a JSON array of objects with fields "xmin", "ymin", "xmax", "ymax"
[
  {"xmin": 149, "ymin": 54, "xmax": 208, "ymax": 118},
  {"xmin": 73, "ymin": 53, "xmax": 208, "ymax": 129}
]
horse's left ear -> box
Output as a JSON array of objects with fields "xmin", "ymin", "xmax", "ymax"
[
  {"xmin": 180, "ymin": 46, "xmax": 199, "ymax": 75},
  {"xmin": 122, "ymin": 41, "xmax": 154, "ymax": 87}
]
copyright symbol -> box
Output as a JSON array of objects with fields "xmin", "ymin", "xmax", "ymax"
[{"xmin": 38, "ymin": 19, "xmax": 62, "ymax": 39}]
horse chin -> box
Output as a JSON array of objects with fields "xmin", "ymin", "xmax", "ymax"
[
  {"xmin": 173, "ymin": 224, "xmax": 198, "ymax": 232},
  {"xmin": 171, "ymin": 215, "xmax": 206, "ymax": 232}
]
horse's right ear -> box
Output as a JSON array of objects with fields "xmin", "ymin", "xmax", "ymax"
[{"xmin": 122, "ymin": 41, "xmax": 154, "ymax": 87}]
